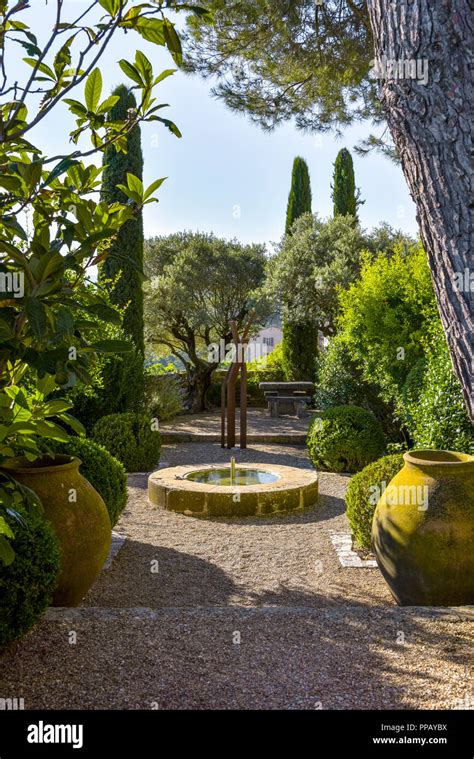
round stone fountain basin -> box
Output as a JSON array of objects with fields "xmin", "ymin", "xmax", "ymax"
[
  {"xmin": 148, "ymin": 463, "xmax": 318, "ymax": 518},
  {"xmin": 184, "ymin": 467, "xmax": 280, "ymax": 486}
]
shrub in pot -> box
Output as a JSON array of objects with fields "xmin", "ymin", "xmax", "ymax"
[
  {"xmin": 0, "ymin": 504, "xmax": 60, "ymax": 648},
  {"xmin": 92, "ymin": 413, "xmax": 161, "ymax": 472},
  {"xmin": 307, "ymin": 405, "xmax": 385, "ymax": 473},
  {"xmin": 345, "ymin": 454, "xmax": 405, "ymax": 550}
]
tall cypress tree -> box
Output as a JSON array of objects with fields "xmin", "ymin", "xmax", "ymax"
[
  {"xmin": 282, "ymin": 157, "xmax": 318, "ymax": 382},
  {"xmin": 285, "ymin": 156, "xmax": 312, "ymax": 234},
  {"xmin": 96, "ymin": 85, "xmax": 145, "ymax": 417},
  {"xmin": 332, "ymin": 148, "xmax": 363, "ymax": 219},
  {"xmin": 100, "ymin": 84, "xmax": 144, "ymax": 354}
]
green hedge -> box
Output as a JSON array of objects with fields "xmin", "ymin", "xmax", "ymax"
[
  {"xmin": 314, "ymin": 335, "xmax": 401, "ymax": 441},
  {"xmin": 307, "ymin": 405, "xmax": 385, "ymax": 473},
  {"xmin": 0, "ymin": 505, "xmax": 60, "ymax": 649},
  {"xmin": 345, "ymin": 453, "xmax": 405, "ymax": 549},
  {"xmin": 40, "ymin": 436, "xmax": 127, "ymax": 527},
  {"xmin": 401, "ymin": 333, "xmax": 474, "ymax": 453},
  {"xmin": 92, "ymin": 413, "xmax": 161, "ymax": 473}
]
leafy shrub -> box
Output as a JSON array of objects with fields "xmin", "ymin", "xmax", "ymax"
[
  {"xmin": 307, "ymin": 405, "xmax": 385, "ymax": 473},
  {"xmin": 337, "ymin": 243, "xmax": 438, "ymax": 403},
  {"xmin": 145, "ymin": 372, "xmax": 183, "ymax": 421},
  {"xmin": 92, "ymin": 413, "xmax": 161, "ymax": 472},
  {"xmin": 315, "ymin": 335, "xmax": 401, "ymax": 441},
  {"xmin": 0, "ymin": 505, "xmax": 60, "ymax": 649},
  {"xmin": 345, "ymin": 453, "xmax": 405, "ymax": 550},
  {"xmin": 39, "ymin": 437, "xmax": 127, "ymax": 527},
  {"xmin": 401, "ymin": 329, "xmax": 473, "ymax": 453},
  {"xmin": 70, "ymin": 349, "xmax": 145, "ymax": 435}
]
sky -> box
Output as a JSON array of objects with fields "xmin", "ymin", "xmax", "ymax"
[{"xmin": 12, "ymin": 1, "xmax": 420, "ymax": 251}]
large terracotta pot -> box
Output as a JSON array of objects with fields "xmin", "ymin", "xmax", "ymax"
[
  {"xmin": 372, "ymin": 450, "xmax": 474, "ymax": 606},
  {"xmin": 2, "ymin": 455, "xmax": 111, "ymax": 607}
]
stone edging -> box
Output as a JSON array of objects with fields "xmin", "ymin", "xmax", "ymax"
[{"xmin": 148, "ymin": 463, "xmax": 318, "ymax": 518}]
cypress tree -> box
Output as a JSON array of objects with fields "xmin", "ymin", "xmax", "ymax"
[
  {"xmin": 98, "ymin": 85, "xmax": 145, "ymax": 415},
  {"xmin": 285, "ymin": 156, "xmax": 312, "ymax": 234},
  {"xmin": 282, "ymin": 157, "xmax": 318, "ymax": 382},
  {"xmin": 100, "ymin": 84, "xmax": 144, "ymax": 354},
  {"xmin": 332, "ymin": 148, "xmax": 362, "ymax": 219}
]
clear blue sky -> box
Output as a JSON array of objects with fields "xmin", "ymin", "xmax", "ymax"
[{"xmin": 17, "ymin": 2, "xmax": 419, "ymax": 249}]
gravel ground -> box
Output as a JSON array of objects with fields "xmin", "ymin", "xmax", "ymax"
[{"xmin": 0, "ymin": 442, "xmax": 472, "ymax": 710}]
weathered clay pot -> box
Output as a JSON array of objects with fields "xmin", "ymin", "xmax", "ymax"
[
  {"xmin": 372, "ymin": 450, "xmax": 474, "ymax": 606},
  {"xmin": 2, "ymin": 455, "xmax": 111, "ymax": 607}
]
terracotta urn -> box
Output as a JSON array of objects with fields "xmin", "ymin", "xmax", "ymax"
[
  {"xmin": 2, "ymin": 455, "xmax": 111, "ymax": 606},
  {"xmin": 372, "ymin": 450, "xmax": 474, "ymax": 606}
]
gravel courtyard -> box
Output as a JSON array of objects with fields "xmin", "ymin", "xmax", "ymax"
[{"xmin": 0, "ymin": 442, "xmax": 472, "ymax": 710}]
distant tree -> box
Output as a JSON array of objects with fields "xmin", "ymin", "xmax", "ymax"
[
  {"xmin": 285, "ymin": 157, "xmax": 312, "ymax": 234},
  {"xmin": 282, "ymin": 157, "xmax": 316, "ymax": 381},
  {"xmin": 332, "ymin": 148, "xmax": 363, "ymax": 219},
  {"xmin": 100, "ymin": 85, "xmax": 144, "ymax": 354},
  {"xmin": 268, "ymin": 214, "xmax": 367, "ymax": 339},
  {"xmin": 144, "ymin": 233, "xmax": 270, "ymax": 412}
]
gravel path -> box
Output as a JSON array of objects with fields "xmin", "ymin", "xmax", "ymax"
[{"xmin": 0, "ymin": 442, "xmax": 472, "ymax": 710}]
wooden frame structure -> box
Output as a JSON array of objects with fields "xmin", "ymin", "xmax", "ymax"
[{"xmin": 221, "ymin": 314, "xmax": 254, "ymax": 449}]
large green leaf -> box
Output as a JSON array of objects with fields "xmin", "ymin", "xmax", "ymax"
[
  {"xmin": 0, "ymin": 535, "xmax": 15, "ymax": 566},
  {"xmin": 85, "ymin": 68, "xmax": 102, "ymax": 111},
  {"xmin": 25, "ymin": 297, "xmax": 47, "ymax": 339}
]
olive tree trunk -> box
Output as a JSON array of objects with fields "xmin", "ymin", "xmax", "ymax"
[{"xmin": 367, "ymin": 0, "xmax": 474, "ymax": 421}]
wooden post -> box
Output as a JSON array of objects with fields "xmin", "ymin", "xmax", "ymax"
[{"xmin": 220, "ymin": 312, "xmax": 255, "ymax": 449}]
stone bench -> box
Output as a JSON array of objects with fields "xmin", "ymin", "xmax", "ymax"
[{"xmin": 259, "ymin": 382, "xmax": 314, "ymax": 418}]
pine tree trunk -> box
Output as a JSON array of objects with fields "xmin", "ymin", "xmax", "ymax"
[{"xmin": 367, "ymin": 0, "xmax": 474, "ymax": 422}]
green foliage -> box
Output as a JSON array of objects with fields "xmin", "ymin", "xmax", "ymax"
[
  {"xmin": 285, "ymin": 157, "xmax": 312, "ymax": 234},
  {"xmin": 345, "ymin": 454, "xmax": 405, "ymax": 550},
  {"xmin": 0, "ymin": 0, "xmax": 201, "ymax": 560},
  {"xmin": 39, "ymin": 436, "xmax": 127, "ymax": 527},
  {"xmin": 332, "ymin": 148, "xmax": 363, "ymax": 218},
  {"xmin": 337, "ymin": 243, "xmax": 439, "ymax": 403},
  {"xmin": 100, "ymin": 85, "xmax": 145, "ymax": 355},
  {"xmin": 0, "ymin": 504, "xmax": 60, "ymax": 649},
  {"xmin": 145, "ymin": 373, "xmax": 183, "ymax": 421},
  {"xmin": 401, "ymin": 327, "xmax": 474, "ymax": 453},
  {"xmin": 92, "ymin": 413, "xmax": 161, "ymax": 473},
  {"xmin": 281, "ymin": 321, "xmax": 318, "ymax": 381},
  {"xmin": 315, "ymin": 335, "xmax": 401, "ymax": 441},
  {"xmin": 184, "ymin": 1, "xmax": 376, "ymax": 134},
  {"xmin": 307, "ymin": 405, "xmax": 385, "ymax": 473},
  {"xmin": 267, "ymin": 213, "xmax": 367, "ymax": 336},
  {"xmin": 144, "ymin": 232, "xmax": 271, "ymax": 411}
]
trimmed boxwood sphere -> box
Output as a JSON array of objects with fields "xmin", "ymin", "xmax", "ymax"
[
  {"xmin": 307, "ymin": 404, "xmax": 385, "ymax": 473},
  {"xmin": 40, "ymin": 436, "xmax": 127, "ymax": 527},
  {"xmin": 0, "ymin": 505, "xmax": 60, "ymax": 649},
  {"xmin": 92, "ymin": 412, "xmax": 161, "ymax": 473},
  {"xmin": 345, "ymin": 453, "xmax": 405, "ymax": 549}
]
